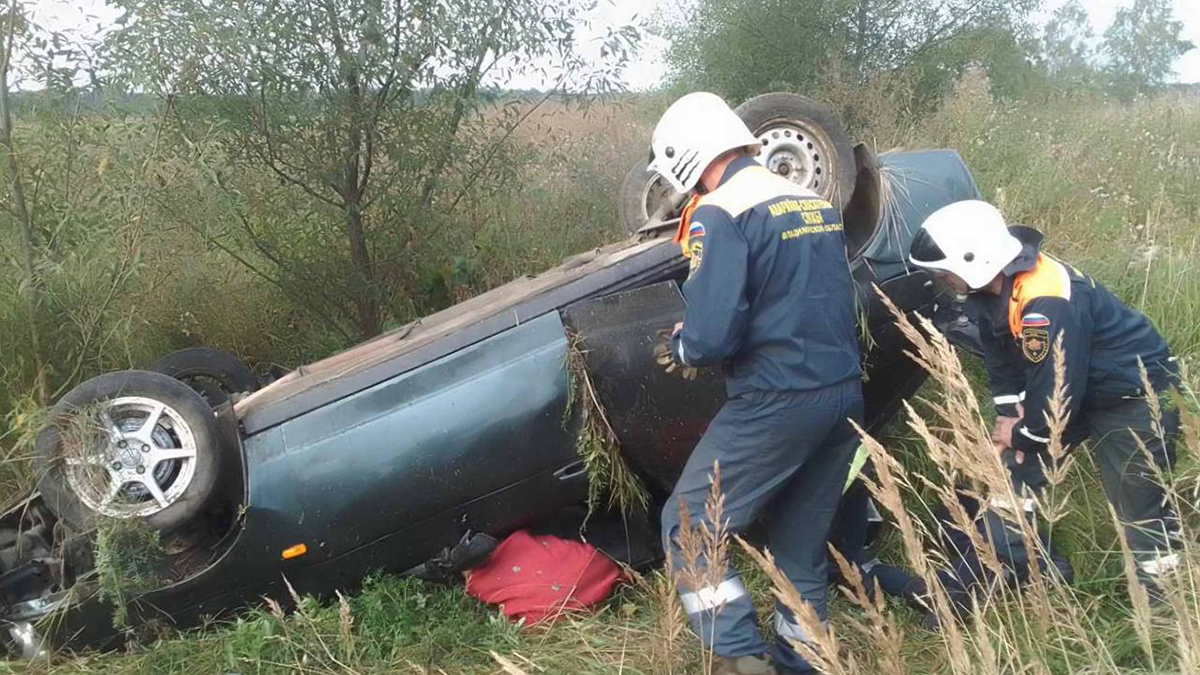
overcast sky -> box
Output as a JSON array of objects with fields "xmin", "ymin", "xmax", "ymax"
[{"xmin": 29, "ymin": 0, "xmax": 1200, "ymax": 89}]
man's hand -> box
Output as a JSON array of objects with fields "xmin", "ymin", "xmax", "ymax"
[
  {"xmin": 994, "ymin": 440, "xmax": 1026, "ymax": 465},
  {"xmin": 654, "ymin": 327, "xmax": 698, "ymax": 381},
  {"xmin": 991, "ymin": 416, "xmax": 1019, "ymax": 447},
  {"xmin": 990, "ymin": 402, "xmax": 1024, "ymax": 449}
]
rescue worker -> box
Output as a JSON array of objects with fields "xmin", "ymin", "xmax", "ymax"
[
  {"xmin": 909, "ymin": 199, "xmax": 1181, "ymax": 598},
  {"xmin": 650, "ymin": 92, "xmax": 863, "ymax": 675},
  {"xmin": 829, "ymin": 477, "xmax": 929, "ymax": 613}
]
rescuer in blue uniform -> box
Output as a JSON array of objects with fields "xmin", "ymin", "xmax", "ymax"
[
  {"xmin": 649, "ymin": 92, "xmax": 863, "ymax": 675},
  {"xmin": 909, "ymin": 200, "xmax": 1182, "ymax": 598}
]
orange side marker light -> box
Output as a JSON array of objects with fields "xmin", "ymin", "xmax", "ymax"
[{"xmin": 281, "ymin": 543, "xmax": 308, "ymax": 560}]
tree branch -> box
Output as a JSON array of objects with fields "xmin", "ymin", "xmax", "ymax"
[
  {"xmin": 251, "ymin": 80, "xmax": 344, "ymax": 207},
  {"xmin": 446, "ymin": 80, "xmax": 561, "ymax": 214},
  {"xmin": 170, "ymin": 109, "xmax": 357, "ymax": 344},
  {"xmin": 418, "ymin": 34, "xmax": 493, "ymax": 211},
  {"xmin": 198, "ymin": 229, "xmax": 355, "ymax": 344},
  {"xmin": 905, "ymin": 0, "xmax": 991, "ymax": 63}
]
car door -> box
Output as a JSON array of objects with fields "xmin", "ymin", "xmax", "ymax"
[
  {"xmin": 561, "ymin": 281, "xmax": 726, "ymax": 493},
  {"xmin": 274, "ymin": 311, "xmax": 586, "ymax": 568}
]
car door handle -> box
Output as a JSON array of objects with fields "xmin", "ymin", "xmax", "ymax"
[{"xmin": 554, "ymin": 460, "xmax": 588, "ymax": 481}]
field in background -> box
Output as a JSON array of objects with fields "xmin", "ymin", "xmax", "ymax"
[{"xmin": 5, "ymin": 79, "xmax": 1200, "ymax": 673}]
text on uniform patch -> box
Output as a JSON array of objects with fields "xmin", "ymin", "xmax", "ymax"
[
  {"xmin": 768, "ymin": 198, "xmax": 833, "ymax": 217},
  {"xmin": 782, "ymin": 223, "xmax": 843, "ymax": 240}
]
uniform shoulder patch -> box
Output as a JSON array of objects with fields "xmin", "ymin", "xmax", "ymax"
[
  {"xmin": 688, "ymin": 222, "xmax": 706, "ymax": 239},
  {"xmin": 1021, "ymin": 326, "xmax": 1050, "ymax": 363}
]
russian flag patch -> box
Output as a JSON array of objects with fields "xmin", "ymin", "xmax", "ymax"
[
  {"xmin": 688, "ymin": 222, "xmax": 706, "ymax": 238},
  {"xmin": 1022, "ymin": 313, "xmax": 1051, "ymax": 327}
]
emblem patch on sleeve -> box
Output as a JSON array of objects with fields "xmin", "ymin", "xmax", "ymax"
[
  {"xmin": 1021, "ymin": 326, "xmax": 1050, "ymax": 363},
  {"xmin": 688, "ymin": 240, "xmax": 704, "ymax": 275}
]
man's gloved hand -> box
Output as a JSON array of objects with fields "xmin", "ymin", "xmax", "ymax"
[
  {"xmin": 992, "ymin": 402, "xmax": 1025, "ymax": 463},
  {"xmin": 654, "ymin": 328, "xmax": 698, "ymax": 381}
]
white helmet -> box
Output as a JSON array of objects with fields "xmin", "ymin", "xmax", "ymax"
[
  {"xmin": 909, "ymin": 200, "xmax": 1023, "ymax": 290},
  {"xmin": 647, "ymin": 92, "xmax": 760, "ymax": 193}
]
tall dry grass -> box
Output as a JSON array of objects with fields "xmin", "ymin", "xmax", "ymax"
[{"xmin": 735, "ymin": 293, "xmax": 1199, "ymax": 675}]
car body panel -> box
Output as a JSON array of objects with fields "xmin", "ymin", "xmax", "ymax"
[
  {"xmin": 276, "ymin": 311, "xmax": 579, "ymax": 558},
  {"xmin": 161, "ymin": 312, "xmax": 580, "ymax": 586}
]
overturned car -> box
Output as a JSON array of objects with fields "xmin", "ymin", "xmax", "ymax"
[{"xmin": 0, "ymin": 94, "xmax": 982, "ymax": 657}]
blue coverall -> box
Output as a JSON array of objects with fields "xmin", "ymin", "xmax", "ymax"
[
  {"xmin": 662, "ymin": 156, "xmax": 863, "ymax": 673},
  {"xmin": 968, "ymin": 226, "xmax": 1180, "ymax": 586}
]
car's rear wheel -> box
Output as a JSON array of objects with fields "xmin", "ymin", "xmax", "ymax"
[
  {"xmin": 33, "ymin": 370, "xmax": 223, "ymax": 532},
  {"xmin": 735, "ymin": 93, "xmax": 856, "ymax": 208},
  {"xmin": 150, "ymin": 347, "xmax": 259, "ymax": 407},
  {"xmin": 618, "ymin": 162, "xmax": 684, "ymax": 235}
]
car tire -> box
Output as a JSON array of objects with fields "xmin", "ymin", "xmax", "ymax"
[
  {"xmin": 734, "ymin": 93, "xmax": 857, "ymax": 208},
  {"xmin": 150, "ymin": 347, "xmax": 258, "ymax": 407},
  {"xmin": 33, "ymin": 370, "xmax": 223, "ymax": 533},
  {"xmin": 618, "ymin": 161, "xmax": 684, "ymax": 234}
]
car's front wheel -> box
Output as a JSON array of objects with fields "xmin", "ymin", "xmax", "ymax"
[
  {"xmin": 616, "ymin": 92, "xmax": 857, "ymax": 233},
  {"xmin": 33, "ymin": 370, "xmax": 223, "ymax": 532}
]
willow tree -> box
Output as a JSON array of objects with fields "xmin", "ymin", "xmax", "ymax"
[{"xmin": 107, "ymin": 0, "xmax": 633, "ymax": 340}]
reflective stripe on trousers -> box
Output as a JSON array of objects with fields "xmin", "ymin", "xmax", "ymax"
[{"xmin": 680, "ymin": 576, "xmax": 749, "ymax": 614}]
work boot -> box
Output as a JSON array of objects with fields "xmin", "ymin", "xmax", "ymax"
[{"xmin": 713, "ymin": 654, "xmax": 777, "ymax": 675}]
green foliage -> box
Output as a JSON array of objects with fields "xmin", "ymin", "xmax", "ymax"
[
  {"xmin": 657, "ymin": 0, "xmax": 1040, "ymax": 107},
  {"xmin": 93, "ymin": 517, "xmax": 165, "ymax": 628},
  {"xmin": 657, "ymin": 0, "xmax": 1194, "ymax": 119},
  {"xmin": 104, "ymin": 0, "xmax": 636, "ymax": 340},
  {"xmin": 1040, "ymin": 0, "xmax": 1100, "ymax": 91},
  {"xmin": 0, "ymin": 6, "xmax": 185, "ymax": 491},
  {"xmin": 656, "ymin": 0, "xmax": 845, "ymax": 104},
  {"xmin": 566, "ymin": 332, "xmax": 649, "ymax": 516},
  {"xmin": 1102, "ymin": 0, "xmax": 1196, "ymax": 99}
]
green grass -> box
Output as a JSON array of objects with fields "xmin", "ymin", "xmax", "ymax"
[{"xmin": 6, "ymin": 575, "xmax": 707, "ymax": 675}]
